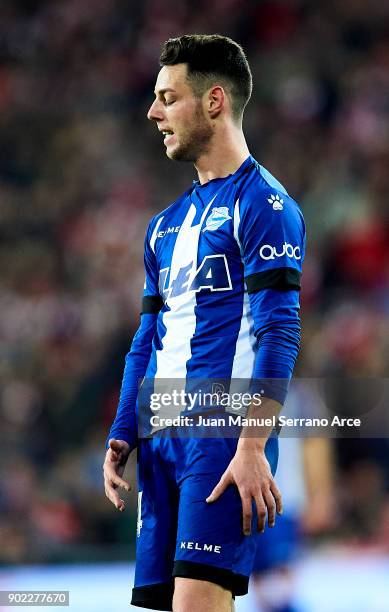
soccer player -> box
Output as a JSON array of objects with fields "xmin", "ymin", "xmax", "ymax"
[{"xmin": 103, "ymin": 34, "xmax": 305, "ymax": 612}]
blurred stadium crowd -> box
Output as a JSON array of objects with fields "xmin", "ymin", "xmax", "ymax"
[{"xmin": 0, "ymin": 0, "xmax": 388, "ymax": 566}]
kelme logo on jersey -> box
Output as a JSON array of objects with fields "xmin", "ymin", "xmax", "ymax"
[
  {"xmin": 202, "ymin": 207, "xmax": 232, "ymax": 232},
  {"xmin": 159, "ymin": 254, "xmax": 232, "ymax": 299},
  {"xmin": 180, "ymin": 541, "xmax": 222, "ymax": 553},
  {"xmin": 267, "ymin": 194, "xmax": 284, "ymax": 210},
  {"xmin": 157, "ymin": 225, "xmax": 181, "ymax": 238},
  {"xmin": 259, "ymin": 242, "xmax": 301, "ymax": 261}
]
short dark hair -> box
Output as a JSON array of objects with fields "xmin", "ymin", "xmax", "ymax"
[{"xmin": 159, "ymin": 34, "xmax": 253, "ymax": 121}]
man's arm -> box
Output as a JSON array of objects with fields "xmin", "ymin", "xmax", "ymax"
[
  {"xmin": 207, "ymin": 185, "xmax": 305, "ymax": 533},
  {"xmin": 206, "ymin": 319, "xmax": 300, "ymax": 533},
  {"xmin": 103, "ymin": 312, "xmax": 158, "ymax": 511},
  {"xmin": 104, "ymin": 221, "xmax": 161, "ymax": 511},
  {"xmin": 105, "ymin": 312, "xmax": 158, "ymax": 449}
]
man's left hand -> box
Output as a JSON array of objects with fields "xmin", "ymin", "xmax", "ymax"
[{"xmin": 206, "ymin": 443, "xmax": 282, "ymax": 535}]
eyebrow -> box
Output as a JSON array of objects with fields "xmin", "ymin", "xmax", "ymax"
[{"xmin": 154, "ymin": 87, "xmax": 176, "ymax": 96}]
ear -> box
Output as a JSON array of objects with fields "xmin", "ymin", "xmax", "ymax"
[{"xmin": 206, "ymin": 85, "xmax": 225, "ymax": 119}]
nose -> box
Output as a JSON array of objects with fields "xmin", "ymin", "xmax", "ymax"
[{"xmin": 147, "ymin": 99, "xmax": 164, "ymax": 122}]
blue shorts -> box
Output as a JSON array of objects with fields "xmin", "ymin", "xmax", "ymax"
[{"xmin": 131, "ymin": 427, "xmax": 279, "ymax": 610}]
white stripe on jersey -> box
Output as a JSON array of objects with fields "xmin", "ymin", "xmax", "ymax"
[
  {"xmin": 233, "ymin": 198, "xmax": 243, "ymax": 255},
  {"xmin": 228, "ymin": 199, "xmax": 257, "ymax": 414},
  {"xmin": 155, "ymin": 197, "xmax": 215, "ymax": 380},
  {"xmin": 150, "ymin": 216, "xmax": 164, "ymax": 253},
  {"xmin": 228, "ymin": 291, "xmax": 257, "ymax": 415}
]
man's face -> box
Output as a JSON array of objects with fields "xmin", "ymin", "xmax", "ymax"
[{"xmin": 147, "ymin": 64, "xmax": 213, "ymax": 162}]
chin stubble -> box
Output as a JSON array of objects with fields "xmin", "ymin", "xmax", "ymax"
[{"xmin": 168, "ymin": 106, "xmax": 213, "ymax": 162}]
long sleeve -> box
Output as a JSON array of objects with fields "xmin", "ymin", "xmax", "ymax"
[
  {"xmin": 106, "ymin": 221, "xmax": 162, "ymax": 449},
  {"xmin": 236, "ymin": 183, "xmax": 306, "ymax": 403},
  {"xmin": 106, "ymin": 313, "xmax": 157, "ymax": 449}
]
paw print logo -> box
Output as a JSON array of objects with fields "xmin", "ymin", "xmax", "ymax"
[{"xmin": 267, "ymin": 194, "xmax": 284, "ymax": 211}]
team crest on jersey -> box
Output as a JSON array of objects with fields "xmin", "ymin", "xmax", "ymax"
[{"xmin": 202, "ymin": 207, "xmax": 232, "ymax": 232}]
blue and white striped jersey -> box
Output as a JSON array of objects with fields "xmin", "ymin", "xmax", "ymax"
[
  {"xmin": 142, "ymin": 155, "xmax": 305, "ymax": 380},
  {"xmin": 108, "ymin": 155, "xmax": 305, "ymax": 447}
]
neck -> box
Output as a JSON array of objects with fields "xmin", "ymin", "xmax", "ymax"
[{"xmin": 194, "ymin": 122, "xmax": 250, "ymax": 185}]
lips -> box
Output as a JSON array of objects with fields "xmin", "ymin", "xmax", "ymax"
[
  {"xmin": 164, "ymin": 133, "xmax": 175, "ymax": 145},
  {"xmin": 159, "ymin": 128, "xmax": 174, "ymax": 145}
]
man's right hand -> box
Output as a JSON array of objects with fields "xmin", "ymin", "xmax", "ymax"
[{"xmin": 103, "ymin": 438, "xmax": 131, "ymax": 512}]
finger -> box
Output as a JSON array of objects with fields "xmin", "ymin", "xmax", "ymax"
[
  {"xmin": 206, "ymin": 472, "xmax": 231, "ymax": 503},
  {"xmin": 108, "ymin": 439, "xmax": 125, "ymax": 462},
  {"xmin": 103, "ymin": 462, "xmax": 131, "ymax": 490},
  {"xmin": 254, "ymin": 495, "xmax": 267, "ymax": 533},
  {"xmin": 115, "ymin": 497, "xmax": 126, "ymax": 512},
  {"xmin": 109, "ymin": 449, "xmax": 118, "ymax": 462},
  {"xmin": 103, "ymin": 457, "xmax": 129, "ymax": 483},
  {"xmin": 104, "ymin": 482, "xmax": 125, "ymax": 511},
  {"xmin": 109, "ymin": 438, "xmax": 123, "ymax": 451},
  {"xmin": 270, "ymin": 480, "xmax": 283, "ymax": 515},
  {"xmin": 239, "ymin": 490, "xmax": 253, "ymax": 536},
  {"xmin": 109, "ymin": 473, "xmax": 131, "ymax": 492},
  {"xmin": 109, "ymin": 438, "xmax": 129, "ymax": 455},
  {"xmin": 263, "ymin": 489, "xmax": 276, "ymax": 528}
]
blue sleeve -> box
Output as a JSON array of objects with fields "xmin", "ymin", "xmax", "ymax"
[
  {"xmin": 237, "ymin": 187, "xmax": 306, "ymax": 404},
  {"xmin": 251, "ymin": 304, "xmax": 301, "ymax": 404},
  {"xmin": 237, "ymin": 186, "xmax": 305, "ymax": 291},
  {"xmin": 106, "ymin": 222, "xmax": 161, "ymax": 449},
  {"xmin": 106, "ymin": 313, "xmax": 157, "ymax": 449}
]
